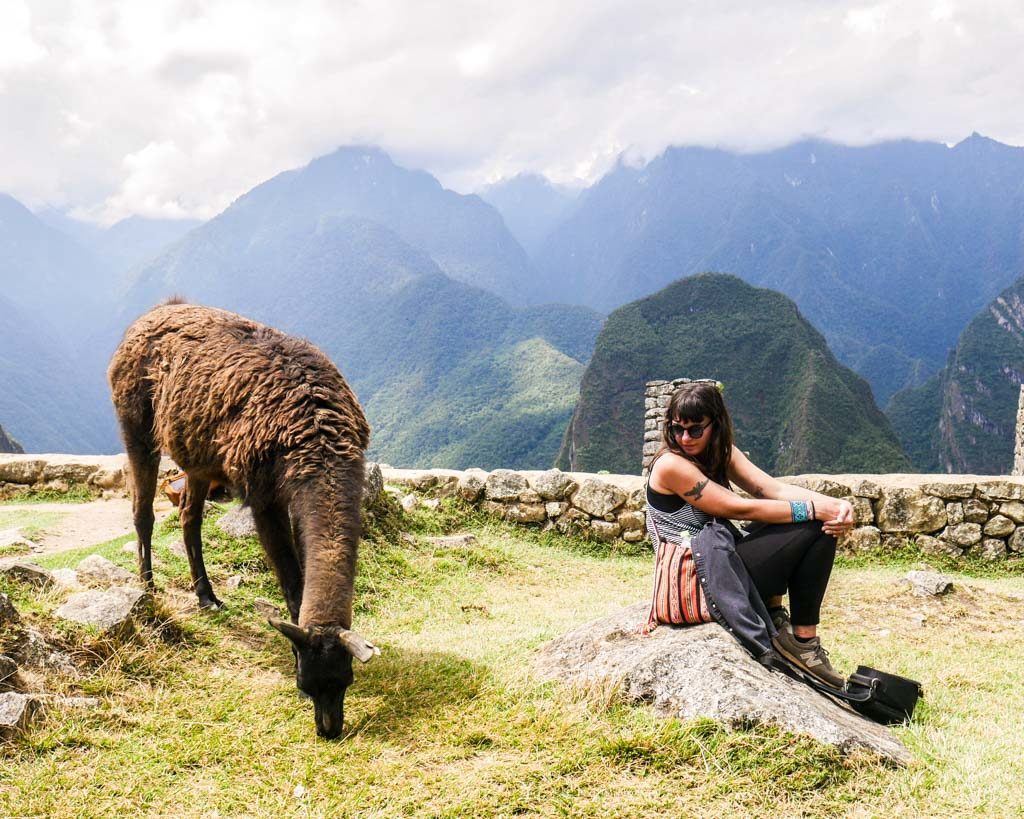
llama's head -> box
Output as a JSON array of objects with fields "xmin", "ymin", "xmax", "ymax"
[{"xmin": 269, "ymin": 618, "xmax": 379, "ymax": 739}]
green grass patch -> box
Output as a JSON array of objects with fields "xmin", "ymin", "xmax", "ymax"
[
  {"xmin": 3, "ymin": 501, "xmax": 1024, "ymax": 815},
  {"xmin": 2, "ymin": 484, "xmax": 100, "ymax": 504}
]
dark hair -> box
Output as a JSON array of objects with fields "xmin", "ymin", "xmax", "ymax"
[{"xmin": 659, "ymin": 381, "xmax": 734, "ymax": 486}]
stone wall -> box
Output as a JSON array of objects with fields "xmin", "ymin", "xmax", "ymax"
[
  {"xmin": 4, "ymin": 454, "xmax": 1024, "ymax": 560},
  {"xmin": 642, "ymin": 378, "xmax": 693, "ymax": 476},
  {"xmin": 1014, "ymin": 386, "xmax": 1024, "ymax": 477}
]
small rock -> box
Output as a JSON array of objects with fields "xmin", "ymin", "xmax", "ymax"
[
  {"xmin": 0, "ymin": 655, "xmax": 18, "ymax": 688},
  {"xmin": 0, "ymin": 692, "xmax": 43, "ymax": 739},
  {"xmin": 840, "ymin": 526, "xmax": 881, "ymax": 552},
  {"xmin": 984, "ymin": 515, "xmax": 1015, "ymax": 538},
  {"xmin": 0, "ymin": 561, "xmax": 53, "ymax": 589},
  {"xmin": 225, "ymin": 575, "xmax": 242, "ymax": 590},
  {"xmin": 518, "ymin": 489, "xmax": 543, "ymax": 504},
  {"xmin": 945, "ymin": 502, "xmax": 964, "ymax": 526},
  {"xmin": 622, "ymin": 529, "xmax": 646, "ymax": 543},
  {"xmin": 530, "ymin": 469, "xmax": 576, "ymax": 501},
  {"xmin": 917, "ymin": 534, "xmax": 961, "ymax": 559},
  {"xmin": 55, "ymin": 587, "xmax": 151, "ymax": 634},
  {"xmin": 942, "ymin": 522, "xmax": 982, "ymax": 547},
  {"xmin": 76, "ymin": 555, "xmax": 136, "ymax": 587},
  {"xmin": 545, "ymin": 501, "xmax": 568, "ymax": 519},
  {"xmin": 456, "ymin": 469, "xmax": 488, "ymax": 502},
  {"xmin": 571, "ymin": 478, "xmax": 627, "ymax": 518},
  {"xmin": 50, "ymin": 568, "xmax": 82, "ymax": 590},
  {"xmin": 17, "ymin": 629, "xmax": 78, "ymax": 676},
  {"xmin": 122, "ymin": 542, "xmax": 136, "ymax": 555},
  {"xmin": 909, "ymin": 613, "xmax": 927, "ymax": 628},
  {"xmin": 400, "ymin": 494, "xmax": 419, "ymax": 513},
  {"xmin": 963, "ymin": 498, "xmax": 990, "ymax": 524},
  {"xmin": 167, "ymin": 540, "xmax": 187, "ymax": 558},
  {"xmin": 997, "ymin": 500, "xmax": 1024, "ymax": 524},
  {"xmin": 0, "ymin": 593, "xmax": 23, "ymax": 628},
  {"xmin": 904, "ymin": 570, "xmax": 954, "ymax": 597},
  {"xmin": 1009, "ymin": 526, "xmax": 1024, "ymax": 553},
  {"xmin": 421, "ymin": 498, "xmax": 441, "ymax": 511},
  {"xmin": 215, "ymin": 506, "xmax": 258, "ymax": 538},
  {"xmin": 504, "ymin": 503, "xmax": 547, "ymax": 524},
  {"xmin": 590, "ymin": 520, "xmax": 622, "ymax": 541}
]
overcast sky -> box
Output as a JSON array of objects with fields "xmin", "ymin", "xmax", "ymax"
[{"xmin": 2, "ymin": 0, "xmax": 1022, "ymax": 224}]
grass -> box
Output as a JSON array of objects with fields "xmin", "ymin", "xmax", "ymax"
[
  {"xmin": 2, "ymin": 484, "xmax": 100, "ymax": 504},
  {"xmin": 1, "ymin": 497, "xmax": 1023, "ymax": 816}
]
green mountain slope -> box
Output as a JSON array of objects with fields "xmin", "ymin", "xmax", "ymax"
[
  {"xmin": 536, "ymin": 135, "xmax": 1024, "ymax": 405},
  {"xmin": 120, "ymin": 194, "xmax": 601, "ymax": 468},
  {"xmin": 556, "ymin": 273, "xmax": 909, "ymax": 475},
  {"xmin": 889, "ymin": 277, "xmax": 1024, "ymax": 474},
  {"xmin": 0, "ymin": 423, "xmax": 24, "ymax": 454}
]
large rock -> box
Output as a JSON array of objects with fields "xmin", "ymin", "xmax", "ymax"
[
  {"xmin": 942, "ymin": 522, "xmax": 982, "ymax": 547},
  {"xmin": 485, "ymin": 470, "xmax": 528, "ymax": 502},
  {"xmin": 536, "ymin": 603, "xmax": 911, "ymax": 764},
  {"xmin": 0, "ymin": 459, "xmax": 46, "ymax": 485},
  {"xmin": 54, "ymin": 587, "xmax": 151, "ymax": 634},
  {"xmin": 571, "ymin": 479, "xmax": 627, "ymax": 518},
  {"xmin": 76, "ymin": 555, "xmax": 136, "ymax": 587},
  {"xmin": 530, "ymin": 469, "xmax": 577, "ymax": 501},
  {"xmin": 875, "ymin": 489, "xmax": 946, "ymax": 533},
  {"xmin": 983, "ymin": 515, "xmax": 1015, "ymax": 538},
  {"xmin": 0, "ymin": 561, "xmax": 53, "ymax": 589},
  {"xmin": 903, "ymin": 570, "xmax": 953, "ymax": 597},
  {"xmin": 215, "ymin": 506, "xmax": 258, "ymax": 538},
  {"xmin": 0, "ymin": 692, "xmax": 42, "ymax": 739},
  {"xmin": 840, "ymin": 526, "xmax": 881, "ymax": 552},
  {"xmin": 977, "ymin": 481, "xmax": 1024, "ymax": 501}
]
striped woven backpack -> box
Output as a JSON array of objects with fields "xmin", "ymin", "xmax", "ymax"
[{"xmin": 643, "ymin": 513, "xmax": 713, "ymax": 633}]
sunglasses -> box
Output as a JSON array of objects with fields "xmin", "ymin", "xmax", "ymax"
[{"xmin": 669, "ymin": 421, "xmax": 711, "ymax": 440}]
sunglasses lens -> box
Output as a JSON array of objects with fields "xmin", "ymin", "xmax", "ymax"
[{"xmin": 671, "ymin": 423, "xmax": 705, "ymax": 439}]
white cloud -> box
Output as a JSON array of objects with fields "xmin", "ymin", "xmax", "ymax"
[{"xmin": 1, "ymin": 0, "xmax": 1022, "ymax": 221}]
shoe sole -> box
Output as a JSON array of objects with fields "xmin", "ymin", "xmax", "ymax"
[{"xmin": 772, "ymin": 639, "xmax": 845, "ymax": 689}]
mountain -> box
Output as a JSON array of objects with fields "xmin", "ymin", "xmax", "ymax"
[
  {"xmin": 889, "ymin": 277, "xmax": 1024, "ymax": 474},
  {"xmin": 478, "ymin": 173, "xmax": 577, "ymax": 258},
  {"xmin": 0, "ymin": 294, "xmax": 116, "ymax": 453},
  {"xmin": 0, "ymin": 423, "xmax": 24, "ymax": 454},
  {"xmin": 556, "ymin": 273, "xmax": 909, "ymax": 476},
  {"xmin": 117, "ymin": 152, "xmax": 603, "ymax": 469},
  {"xmin": 535, "ymin": 135, "xmax": 1024, "ymax": 405},
  {"xmin": 0, "ymin": 194, "xmax": 116, "ymax": 349},
  {"xmin": 123, "ymin": 146, "xmax": 538, "ymax": 308}
]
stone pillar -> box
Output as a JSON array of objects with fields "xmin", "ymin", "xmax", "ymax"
[
  {"xmin": 1014, "ymin": 386, "xmax": 1024, "ymax": 476},
  {"xmin": 642, "ymin": 378, "xmax": 697, "ymax": 476}
]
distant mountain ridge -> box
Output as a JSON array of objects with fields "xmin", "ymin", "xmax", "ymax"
[
  {"xmin": 478, "ymin": 173, "xmax": 578, "ymax": 258},
  {"xmin": 534, "ymin": 134, "xmax": 1024, "ymax": 405},
  {"xmin": 0, "ymin": 423, "xmax": 24, "ymax": 454},
  {"xmin": 889, "ymin": 276, "xmax": 1024, "ymax": 474},
  {"xmin": 557, "ymin": 273, "xmax": 909, "ymax": 476}
]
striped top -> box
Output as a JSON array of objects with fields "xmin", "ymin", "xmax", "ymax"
[{"xmin": 645, "ymin": 482, "xmax": 713, "ymax": 550}]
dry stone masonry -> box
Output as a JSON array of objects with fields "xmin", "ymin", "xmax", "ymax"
[
  {"xmin": 642, "ymin": 377, "xmax": 711, "ymax": 476},
  {"xmin": 5, "ymin": 454, "xmax": 1024, "ymax": 560}
]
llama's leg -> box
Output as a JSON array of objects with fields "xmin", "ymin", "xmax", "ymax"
[
  {"xmin": 125, "ymin": 441, "xmax": 160, "ymax": 591},
  {"xmin": 252, "ymin": 503, "xmax": 303, "ymax": 622},
  {"xmin": 181, "ymin": 477, "xmax": 221, "ymax": 609}
]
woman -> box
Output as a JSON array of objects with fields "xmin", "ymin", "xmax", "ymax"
[{"xmin": 646, "ymin": 380, "xmax": 854, "ymax": 686}]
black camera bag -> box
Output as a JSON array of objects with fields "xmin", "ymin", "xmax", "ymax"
[{"xmin": 778, "ymin": 660, "xmax": 923, "ymax": 725}]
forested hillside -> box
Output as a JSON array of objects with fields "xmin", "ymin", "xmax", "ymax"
[
  {"xmin": 535, "ymin": 135, "xmax": 1024, "ymax": 405},
  {"xmin": 890, "ymin": 276, "xmax": 1024, "ymax": 474},
  {"xmin": 557, "ymin": 273, "xmax": 909, "ymax": 475},
  {"xmin": 0, "ymin": 423, "xmax": 24, "ymax": 454}
]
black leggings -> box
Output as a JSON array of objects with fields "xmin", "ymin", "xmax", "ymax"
[{"xmin": 735, "ymin": 521, "xmax": 837, "ymax": 627}]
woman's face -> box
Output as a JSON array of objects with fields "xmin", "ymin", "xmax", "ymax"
[{"xmin": 670, "ymin": 415, "xmax": 713, "ymax": 458}]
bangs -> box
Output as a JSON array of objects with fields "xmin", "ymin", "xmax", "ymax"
[{"xmin": 671, "ymin": 393, "xmax": 713, "ymax": 423}]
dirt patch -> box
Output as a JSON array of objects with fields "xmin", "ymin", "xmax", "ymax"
[{"xmin": 0, "ymin": 498, "xmax": 175, "ymax": 555}]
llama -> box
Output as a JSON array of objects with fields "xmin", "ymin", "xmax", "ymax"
[{"xmin": 108, "ymin": 302, "xmax": 376, "ymax": 738}]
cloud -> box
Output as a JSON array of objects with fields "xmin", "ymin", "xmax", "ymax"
[{"xmin": 1, "ymin": 0, "xmax": 1022, "ymax": 222}]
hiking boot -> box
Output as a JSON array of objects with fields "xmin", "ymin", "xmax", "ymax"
[
  {"xmin": 770, "ymin": 606, "xmax": 791, "ymax": 634},
  {"xmin": 772, "ymin": 629, "xmax": 845, "ymax": 689}
]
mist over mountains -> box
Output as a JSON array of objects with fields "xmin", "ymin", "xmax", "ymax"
[{"xmin": 3, "ymin": 135, "xmax": 1024, "ymax": 475}]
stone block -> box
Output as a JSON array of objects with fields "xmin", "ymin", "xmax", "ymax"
[
  {"xmin": 518, "ymin": 489, "xmax": 543, "ymax": 504},
  {"xmin": 998, "ymin": 500, "xmax": 1024, "ymax": 524},
  {"xmin": 485, "ymin": 470, "xmax": 528, "ymax": 502},
  {"xmin": 903, "ymin": 570, "xmax": 953, "ymax": 597},
  {"xmin": 456, "ymin": 469, "xmax": 488, "ymax": 502},
  {"xmin": 545, "ymin": 502, "xmax": 567, "ymax": 518},
  {"xmin": 555, "ymin": 508, "xmax": 590, "ymax": 535},
  {"xmin": 875, "ymin": 488, "xmax": 946, "ymax": 533},
  {"xmin": 963, "ymin": 498, "xmax": 990, "ymax": 523},
  {"xmin": 362, "ymin": 462, "xmax": 383, "ymax": 501},
  {"xmin": 90, "ymin": 467, "xmax": 125, "ymax": 490},
  {"xmin": 840, "ymin": 526, "xmax": 881, "ymax": 552},
  {"xmin": 504, "ymin": 503, "xmax": 547, "ymax": 524},
  {"xmin": 849, "ymin": 496, "xmax": 874, "ymax": 526},
  {"xmin": 622, "ymin": 529, "xmax": 646, "ymax": 543},
  {"xmin": 917, "ymin": 534, "xmax": 961, "ymax": 559},
  {"xmin": 589, "ymin": 520, "xmax": 622, "ymax": 541},
  {"xmin": 977, "ymin": 481, "xmax": 1024, "ymax": 501},
  {"xmin": 850, "ymin": 479, "xmax": 881, "ymax": 499},
  {"xmin": 0, "ymin": 692, "xmax": 42, "ymax": 739},
  {"xmin": 642, "ymin": 441, "xmax": 660, "ymax": 457},
  {"xmin": 571, "ymin": 478, "xmax": 627, "ymax": 517},
  {"xmin": 921, "ymin": 481, "xmax": 975, "ymax": 499},
  {"xmin": 978, "ymin": 539, "xmax": 1008, "ymax": 561},
  {"xmin": 945, "ymin": 502, "xmax": 964, "ymax": 526},
  {"xmin": 215, "ymin": 506, "xmax": 258, "ymax": 538},
  {"xmin": 617, "ymin": 510, "xmax": 646, "ymax": 531},
  {"xmin": 530, "ymin": 469, "xmax": 576, "ymax": 501},
  {"xmin": 1009, "ymin": 526, "xmax": 1024, "ymax": 553},
  {"xmin": 942, "ymin": 522, "xmax": 982, "ymax": 547},
  {"xmin": 50, "ymin": 568, "xmax": 83, "ymax": 590},
  {"xmin": 0, "ymin": 459, "xmax": 46, "ymax": 485},
  {"xmin": 984, "ymin": 515, "xmax": 1015, "ymax": 538}
]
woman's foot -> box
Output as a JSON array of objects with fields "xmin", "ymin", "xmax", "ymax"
[
  {"xmin": 772, "ymin": 629, "xmax": 845, "ymax": 688},
  {"xmin": 769, "ymin": 605, "xmax": 791, "ymax": 633}
]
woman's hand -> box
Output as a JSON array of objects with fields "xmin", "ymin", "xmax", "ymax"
[{"xmin": 817, "ymin": 498, "xmax": 855, "ymax": 537}]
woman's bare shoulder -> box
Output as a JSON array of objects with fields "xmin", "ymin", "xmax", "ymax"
[{"xmin": 650, "ymin": 450, "xmax": 702, "ymax": 489}]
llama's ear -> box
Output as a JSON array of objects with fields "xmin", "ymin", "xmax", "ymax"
[
  {"xmin": 269, "ymin": 617, "xmax": 310, "ymax": 646},
  {"xmin": 338, "ymin": 629, "xmax": 380, "ymax": 663}
]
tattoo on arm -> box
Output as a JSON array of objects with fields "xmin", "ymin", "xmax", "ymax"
[{"xmin": 684, "ymin": 478, "xmax": 709, "ymax": 501}]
